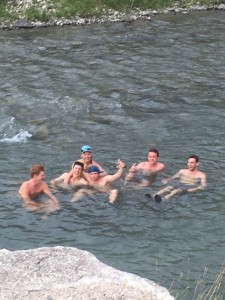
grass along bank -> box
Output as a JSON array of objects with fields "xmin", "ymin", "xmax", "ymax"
[
  {"xmin": 171, "ymin": 266, "xmax": 225, "ymax": 299},
  {"xmin": 0, "ymin": 0, "xmax": 225, "ymax": 26}
]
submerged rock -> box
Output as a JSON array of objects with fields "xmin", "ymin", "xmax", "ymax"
[
  {"xmin": 29, "ymin": 125, "xmax": 48, "ymax": 139},
  {"xmin": 0, "ymin": 246, "xmax": 174, "ymax": 300}
]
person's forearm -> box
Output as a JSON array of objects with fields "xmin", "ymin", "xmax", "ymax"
[
  {"xmin": 63, "ymin": 171, "xmax": 73, "ymax": 184},
  {"xmin": 49, "ymin": 194, "xmax": 59, "ymax": 205},
  {"xmin": 22, "ymin": 197, "xmax": 41, "ymax": 207},
  {"xmin": 125, "ymin": 172, "xmax": 134, "ymax": 181}
]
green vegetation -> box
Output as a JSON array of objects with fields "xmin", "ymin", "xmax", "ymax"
[
  {"xmin": 0, "ymin": 0, "xmax": 223, "ymax": 24},
  {"xmin": 170, "ymin": 267, "xmax": 225, "ymax": 300},
  {"xmin": 54, "ymin": 0, "xmax": 174, "ymax": 18},
  {"xmin": 26, "ymin": 6, "xmax": 49, "ymax": 22}
]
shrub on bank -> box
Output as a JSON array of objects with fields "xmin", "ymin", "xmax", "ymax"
[{"xmin": 0, "ymin": 0, "xmax": 223, "ymax": 23}]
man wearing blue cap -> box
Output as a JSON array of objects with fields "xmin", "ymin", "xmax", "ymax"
[
  {"xmin": 78, "ymin": 145, "xmax": 107, "ymax": 175},
  {"xmin": 64, "ymin": 145, "xmax": 107, "ymax": 184},
  {"xmin": 72, "ymin": 159, "xmax": 126, "ymax": 203}
]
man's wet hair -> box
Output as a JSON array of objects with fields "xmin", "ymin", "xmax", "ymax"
[
  {"xmin": 148, "ymin": 148, "xmax": 159, "ymax": 157},
  {"xmin": 188, "ymin": 155, "xmax": 199, "ymax": 163},
  {"xmin": 30, "ymin": 165, "xmax": 44, "ymax": 178},
  {"xmin": 72, "ymin": 161, "xmax": 84, "ymax": 170}
]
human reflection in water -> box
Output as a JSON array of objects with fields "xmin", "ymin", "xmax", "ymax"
[
  {"xmin": 19, "ymin": 165, "xmax": 60, "ymax": 213},
  {"xmin": 153, "ymin": 155, "xmax": 207, "ymax": 203},
  {"xmin": 72, "ymin": 159, "xmax": 126, "ymax": 204},
  {"xmin": 124, "ymin": 148, "xmax": 165, "ymax": 187}
]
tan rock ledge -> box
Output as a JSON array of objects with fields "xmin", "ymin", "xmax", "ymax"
[{"xmin": 0, "ymin": 246, "xmax": 174, "ymax": 300}]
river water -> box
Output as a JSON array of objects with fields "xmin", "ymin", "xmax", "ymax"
[{"xmin": 0, "ymin": 10, "xmax": 225, "ymax": 299}]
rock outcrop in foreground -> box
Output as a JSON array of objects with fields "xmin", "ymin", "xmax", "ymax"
[{"xmin": 0, "ymin": 246, "xmax": 174, "ymax": 300}]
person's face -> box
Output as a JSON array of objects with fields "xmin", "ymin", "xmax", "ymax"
[
  {"xmin": 35, "ymin": 171, "xmax": 45, "ymax": 182},
  {"xmin": 148, "ymin": 152, "xmax": 158, "ymax": 164},
  {"xmin": 72, "ymin": 165, "xmax": 82, "ymax": 177},
  {"xmin": 81, "ymin": 151, "xmax": 92, "ymax": 162},
  {"xmin": 187, "ymin": 158, "xmax": 198, "ymax": 171},
  {"xmin": 88, "ymin": 172, "xmax": 100, "ymax": 181}
]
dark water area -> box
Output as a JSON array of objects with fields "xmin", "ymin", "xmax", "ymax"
[{"xmin": 0, "ymin": 10, "xmax": 225, "ymax": 298}]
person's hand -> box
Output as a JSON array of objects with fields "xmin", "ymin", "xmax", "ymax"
[
  {"xmin": 63, "ymin": 171, "xmax": 72, "ymax": 184},
  {"xmin": 129, "ymin": 163, "xmax": 137, "ymax": 173},
  {"xmin": 116, "ymin": 159, "xmax": 126, "ymax": 169}
]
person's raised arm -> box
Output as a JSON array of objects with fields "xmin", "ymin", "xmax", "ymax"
[
  {"xmin": 63, "ymin": 169, "xmax": 73, "ymax": 184},
  {"xmin": 50, "ymin": 175, "xmax": 64, "ymax": 188},
  {"xmin": 124, "ymin": 163, "xmax": 137, "ymax": 182},
  {"xmin": 104, "ymin": 160, "xmax": 126, "ymax": 184}
]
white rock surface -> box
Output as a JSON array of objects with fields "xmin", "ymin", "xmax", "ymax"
[{"xmin": 0, "ymin": 246, "xmax": 174, "ymax": 300}]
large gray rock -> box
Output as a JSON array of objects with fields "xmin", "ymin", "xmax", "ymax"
[{"xmin": 0, "ymin": 246, "xmax": 174, "ymax": 300}]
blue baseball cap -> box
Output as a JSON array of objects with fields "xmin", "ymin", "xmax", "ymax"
[
  {"xmin": 88, "ymin": 166, "xmax": 103, "ymax": 174},
  {"xmin": 81, "ymin": 145, "xmax": 92, "ymax": 153}
]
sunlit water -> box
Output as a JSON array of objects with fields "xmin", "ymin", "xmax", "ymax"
[{"xmin": 0, "ymin": 10, "xmax": 225, "ymax": 299}]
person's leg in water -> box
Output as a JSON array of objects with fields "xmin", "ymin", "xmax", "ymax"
[
  {"xmin": 164, "ymin": 188, "xmax": 183, "ymax": 199},
  {"xmin": 71, "ymin": 188, "xmax": 95, "ymax": 202},
  {"xmin": 109, "ymin": 189, "xmax": 119, "ymax": 204},
  {"xmin": 152, "ymin": 186, "xmax": 174, "ymax": 202},
  {"xmin": 154, "ymin": 186, "xmax": 174, "ymax": 196}
]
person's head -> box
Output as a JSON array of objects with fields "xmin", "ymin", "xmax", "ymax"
[
  {"xmin": 71, "ymin": 161, "xmax": 84, "ymax": 177},
  {"xmin": 87, "ymin": 165, "xmax": 103, "ymax": 181},
  {"xmin": 148, "ymin": 148, "xmax": 159, "ymax": 164},
  {"xmin": 81, "ymin": 145, "xmax": 92, "ymax": 162},
  {"xmin": 30, "ymin": 165, "xmax": 45, "ymax": 180},
  {"xmin": 187, "ymin": 155, "xmax": 199, "ymax": 171}
]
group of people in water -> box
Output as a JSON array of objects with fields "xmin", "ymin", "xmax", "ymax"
[{"xmin": 19, "ymin": 145, "xmax": 207, "ymax": 212}]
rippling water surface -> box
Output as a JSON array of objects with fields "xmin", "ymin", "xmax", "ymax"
[{"xmin": 0, "ymin": 10, "xmax": 225, "ymax": 298}]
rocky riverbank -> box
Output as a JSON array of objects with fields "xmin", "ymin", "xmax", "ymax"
[
  {"xmin": 0, "ymin": 246, "xmax": 174, "ymax": 300},
  {"xmin": 1, "ymin": 0, "xmax": 225, "ymax": 29}
]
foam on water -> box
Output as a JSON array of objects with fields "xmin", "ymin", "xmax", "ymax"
[{"xmin": 0, "ymin": 129, "xmax": 32, "ymax": 143}]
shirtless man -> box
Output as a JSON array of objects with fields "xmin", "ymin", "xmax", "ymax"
[
  {"xmin": 78, "ymin": 145, "xmax": 107, "ymax": 175},
  {"xmin": 72, "ymin": 159, "xmax": 126, "ymax": 204},
  {"xmin": 125, "ymin": 148, "xmax": 165, "ymax": 187},
  {"xmin": 64, "ymin": 145, "xmax": 107, "ymax": 184},
  {"xmin": 19, "ymin": 165, "xmax": 60, "ymax": 211},
  {"xmin": 153, "ymin": 155, "xmax": 207, "ymax": 202},
  {"xmin": 50, "ymin": 161, "xmax": 88, "ymax": 189}
]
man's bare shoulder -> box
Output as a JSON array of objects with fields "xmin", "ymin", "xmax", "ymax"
[
  {"xmin": 156, "ymin": 162, "xmax": 165, "ymax": 171},
  {"xmin": 19, "ymin": 180, "xmax": 30, "ymax": 192},
  {"xmin": 180, "ymin": 169, "xmax": 206, "ymax": 178},
  {"xmin": 137, "ymin": 161, "xmax": 148, "ymax": 169},
  {"xmin": 58, "ymin": 172, "xmax": 68, "ymax": 179},
  {"xmin": 197, "ymin": 170, "xmax": 206, "ymax": 179},
  {"xmin": 178, "ymin": 169, "xmax": 189, "ymax": 175}
]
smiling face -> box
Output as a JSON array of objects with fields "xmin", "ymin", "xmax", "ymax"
[
  {"xmin": 72, "ymin": 164, "xmax": 83, "ymax": 177},
  {"xmin": 148, "ymin": 151, "xmax": 158, "ymax": 165},
  {"xmin": 34, "ymin": 171, "xmax": 45, "ymax": 182},
  {"xmin": 81, "ymin": 151, "xmax": 92, "ymax": 163},
  {"xmin": 88, "ymin": 172, "xmax": 100, "ymax": 182},
  {"xmin": 187, "ymin": 158, "xmax": 198, "ymax": 171}
]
